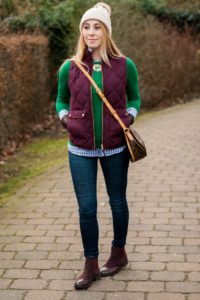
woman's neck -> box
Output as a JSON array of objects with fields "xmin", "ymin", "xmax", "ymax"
[{"xmin": 90, "ymin": 47, "xmax": 101, "ymax": 61}]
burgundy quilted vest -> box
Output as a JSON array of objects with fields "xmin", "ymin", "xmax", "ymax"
[{"xmin": 67, "ymin": 48, "xmax": 131, "ymax": 149}]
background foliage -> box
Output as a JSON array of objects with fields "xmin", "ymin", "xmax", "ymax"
[
  {"xmin": 0, "ymin": 0, "xmax": 200, "ymax": 156},
  {"xmin": 0, "ymin": 34, "xmax": 50, "ymax": 153}
]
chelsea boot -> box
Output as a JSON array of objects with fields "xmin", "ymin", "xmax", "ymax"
[
  {"xmin": 74, "ymin": 257, "xmax": 101, "ymax": 289},
  {"xmin": 100, "ymin": 246, "xmax": 128, "ymax": 277}
]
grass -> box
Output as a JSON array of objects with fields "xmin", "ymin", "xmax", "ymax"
[{"xmin": 0, "ymin": 133, "xmax": 67, "ymax": 206}]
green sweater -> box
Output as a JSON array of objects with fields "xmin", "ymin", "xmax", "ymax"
[{"xmin": 56, "ymin": 57, "xmax": 141, "ymax": 148}]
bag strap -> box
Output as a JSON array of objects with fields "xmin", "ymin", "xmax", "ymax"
[{"xmin": 74, "ymin": 60, "xmax": 129, "ymax": 133}]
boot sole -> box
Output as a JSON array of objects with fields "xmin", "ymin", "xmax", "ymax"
[
  {"xmin": 74, "ymin": 273, "xmax": 101, "ymax": 290},
  {"xmin": 100, "ymin": 261, "xmax": 128, "ymax": 277}
]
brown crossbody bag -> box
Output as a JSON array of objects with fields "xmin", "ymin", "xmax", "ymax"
[{"xmin": 74, "ymin": 60, "xmax": 147, "ymax": 163}]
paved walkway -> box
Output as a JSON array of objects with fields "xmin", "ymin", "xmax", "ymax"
[{"xmin": 0, "ymin": 100, "xmax": 200, "ymax": 300}]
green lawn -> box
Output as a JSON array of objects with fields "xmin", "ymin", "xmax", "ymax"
[{"xmin": 0, "ymin": 134, "xmax": 67, "ymax": 206}]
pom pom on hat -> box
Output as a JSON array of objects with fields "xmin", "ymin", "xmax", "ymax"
[
  {"xmin": 94, "ymin": 2, "xmax": 111, "ymax": 16},
  {"xmin": 79, "ymin": 2, "xmax": 112, "ymax": 36}
]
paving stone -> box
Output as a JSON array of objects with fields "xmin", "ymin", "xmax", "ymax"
[
  {"xmin": 64, "ymin": 291, "xmax": 105, "ymax": 300},
  {"xmin": 188, "ymin": 272, "xmax": 200, "ymax": 281},
  {"xmin": 45, "ymin": 230, "xmax": 76, "ymax": 237},
  {"xmin": 106, "ymin": 292, "xmax": 144, "ymax": 300},
  {"xmin": 151, "ymin": 254, "xmax": 184, "ymax": 262},
  {"xmin": 48, "ymin": 279, "xmax": 74, "ymax": 290},
  {"xmin": 126, "ymin": 253, "xmax": 150, "ymax": 262},
  {"xmin": 0, "ymin": 251, "xmax": 15, "ymax": 259},
  {"xmin": 40, "ymin": 270, "xmax": 74, "ymax": 280},
  {"xmin": 0, "ymin": 260, "xmax": 25, "ymax": 269},
  {"xmin": 3, "ymin": 269, "xmax": 39, "ymax": 279},
  {"xmin": 166, "ymin": 282, "xmax": 200, "ymax": 293},
  {"xmin": 25, "ymin": 260, "xmax": 59, "ymax": 269},
  {"xmin": 23, "ymin": 236, "xmax": 55, "ymax": 243},
  {"xmin": 186, "ymin": 255, "xmax": 200, "ymax": 262},
  {"xmin": 184, "ymin": 239, "xmax": 200, "ymax": 246},
  {"xmin": 150, "ymin": 271, "xmax": 185, "ymax": 281},
  {"xmin": 0, "ymin": 279, "xmax": 12, "ymax": 289},
  {"xmin": 147, "ymin": 293, "xmax": 185, "ymax": 300},
  {"xmin": 47, "ymin": 251, "xmax": 81, "ymax": 260},
  {"xmin": 167, "ymin": 263, "xmax": 200, "ymax": 272},
  {"xmin": 139, "ymin": 231, "xmax": 168, "ymax": 237},
  {"xmin": 169, "ymin": 246, "xmax": 200, "ymax": 254},
  {"xmin": 127, "ymin": 281, "xmax": 164, "ymax": 292},
  {"xmin": 25, "ymin": 290, "xmax": 65, "ymax": 300},
  {"xmin": 59, "ymin": 260, "xmax": 83, "ymax": 270},
  {"xmin": 14, "ymin": 251, "xmax": 48, "ymax": 260},
  {"xmin": 135, "ymin": 246, "xmax": 167, "ymax": 253},
  {"xmin": 4, "ymin": 243, "xmax": 36, "ymax": 251},
  {"xmin": 0, "ymin": 237, "xmax": 23, "ymax": 243},
  {"xmin": 114, "ymin": 269, "xmax": 149, "ymax": 281},
  {"xmin": 36, "ymin": 243, "xmax": 68, "ymax": 251},
  {"xmin": 0, "ymin": 290, "xmax": 25, "ymax": 300},
  {"xmin": 188, "ymin": 295, "xmax": 200, "ymax": 300},
  {"xmin": 16, "ymin": 230, "xmax": 46, "ymax": 236},
  {"xmin": 11, "ymin": 279, "xmax": 48, "ymax": 289},
  {"xmin": 89, "ymin": 279, "xmax": 126, "ymax": 291},
  {"xmin": 151, "ymin": 238, "xmax": 182, "ymax": 245},
  {"xmin": 130, "ymin": 262, "xmax": 165, "ymax": 271}
]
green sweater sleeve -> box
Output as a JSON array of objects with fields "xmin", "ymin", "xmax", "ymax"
[
  {"xmin": 55, "ymin": 60, "xmax": 71, "ymax": 119},
  {"xmin": 126, "ymin": 57, "xmax": 141, "ymax": 117}
]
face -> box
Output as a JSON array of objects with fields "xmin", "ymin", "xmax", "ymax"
[{"xmin": 82, "ymin": 19, "xmax": 103, "ymax": 50}]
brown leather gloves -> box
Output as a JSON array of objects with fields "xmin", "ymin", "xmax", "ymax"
[
  {"xmin": 61, "ymin": 115, "xmax": 68, "ymax": 130},
  {"xmin": 128, "ymin": 113, "xmax": 134, "ymax": 125}
]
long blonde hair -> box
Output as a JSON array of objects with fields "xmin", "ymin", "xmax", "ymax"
[{"xmin": 59, "ymin": 21, "xmax": 124, "ymax": 70}]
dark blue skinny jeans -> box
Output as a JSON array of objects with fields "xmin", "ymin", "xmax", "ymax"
[{"xmin": 68, "ymin": 147, "xmax": 130, "ymax": 258}]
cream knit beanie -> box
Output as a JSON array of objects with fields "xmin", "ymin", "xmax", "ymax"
[{"xmin": 79, "ymin": 2, "xmax": 112, "ymax": 37}]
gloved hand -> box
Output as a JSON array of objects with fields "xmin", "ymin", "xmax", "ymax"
[
  {"xmin": 128, "ymin": 113, "xmax": 134, "ymax": 125},
  {"xmin": 61, "ymin": 115, "xmax": 68, "ymax": 130}
]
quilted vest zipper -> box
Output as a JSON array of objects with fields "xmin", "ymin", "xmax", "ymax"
[
  {"xmin": 101, "ymin": 64, "xmax": 104, "ymax": 150},
  {"xmin": 90, "ymin": 68, "xmax": 96, "ymax": 149}
]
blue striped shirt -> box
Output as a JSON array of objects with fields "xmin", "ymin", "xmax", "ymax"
[{"xmin": 68, "ymin": 142, "xmax": 126, "ymax": 157}]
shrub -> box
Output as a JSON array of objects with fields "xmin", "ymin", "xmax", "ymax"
[
  {"xmin": 111, "ymin": 1, "xmax": 200, "ymax": 109},
  {"xmin": 0, "ymin": 34, "xmax": 50, "ymax": 153},
  {"xmin": 0, "ymin": 0, "xmax": 17, "ymax": 20},
  {"xmin": 137, "ymin": 0, "xmax": 200, "ymax": 34}
]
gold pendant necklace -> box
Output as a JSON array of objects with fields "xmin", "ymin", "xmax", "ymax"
[{"xmin": 93, "ymin": 64, "xmax": 102, "ymax": 72}]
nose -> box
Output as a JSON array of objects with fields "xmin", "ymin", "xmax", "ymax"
[{"xmin": 88, "ymin": 28, "xmax": 95, "ymax": 35}]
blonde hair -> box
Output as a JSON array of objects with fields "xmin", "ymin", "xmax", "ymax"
[{"xmin": 59, "ymin": 21, "xmax": 124, "ymax": 71}]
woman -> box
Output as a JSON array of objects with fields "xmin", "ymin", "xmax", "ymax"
[{"xmin": 56, "ymin": 2, "xmax": 141, "ymax": 290}]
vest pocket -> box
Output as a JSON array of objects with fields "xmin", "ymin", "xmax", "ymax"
[
  {"xmin": 111, "ymin": 109, "xmax": 131, "ymax": 137},
  {"xmin": 67, "ymin": 110, "xmax": 87, "ymax": 139}
]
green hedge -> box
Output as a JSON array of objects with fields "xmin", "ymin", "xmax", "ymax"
[
  {"xmin": 2, "ymin": 1, "xmax": 78, "ymax": 66},
  {"xmin": 138, "ymin": 0, "xmax": 200, "ymax": 34},
  {"xmin": 1, "ymin": 0, "xmax": 93, "ymax": 98}
]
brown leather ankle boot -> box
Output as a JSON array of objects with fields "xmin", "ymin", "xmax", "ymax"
[
  {"xmin": 100, "ymin": 246, "xmax": 128, "ymax": 276},
  {"xmin": 74, "ymin": 257, "xmax": 101, "ymax": 289}
]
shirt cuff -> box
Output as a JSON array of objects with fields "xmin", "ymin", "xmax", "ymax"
[
  {"xmin": 126, "ymin": 107, "xmax": 138, "ymax": 118},
  {"xmin": 59, "ymin": 109, "xmax": 69, "ymax": 120}
]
